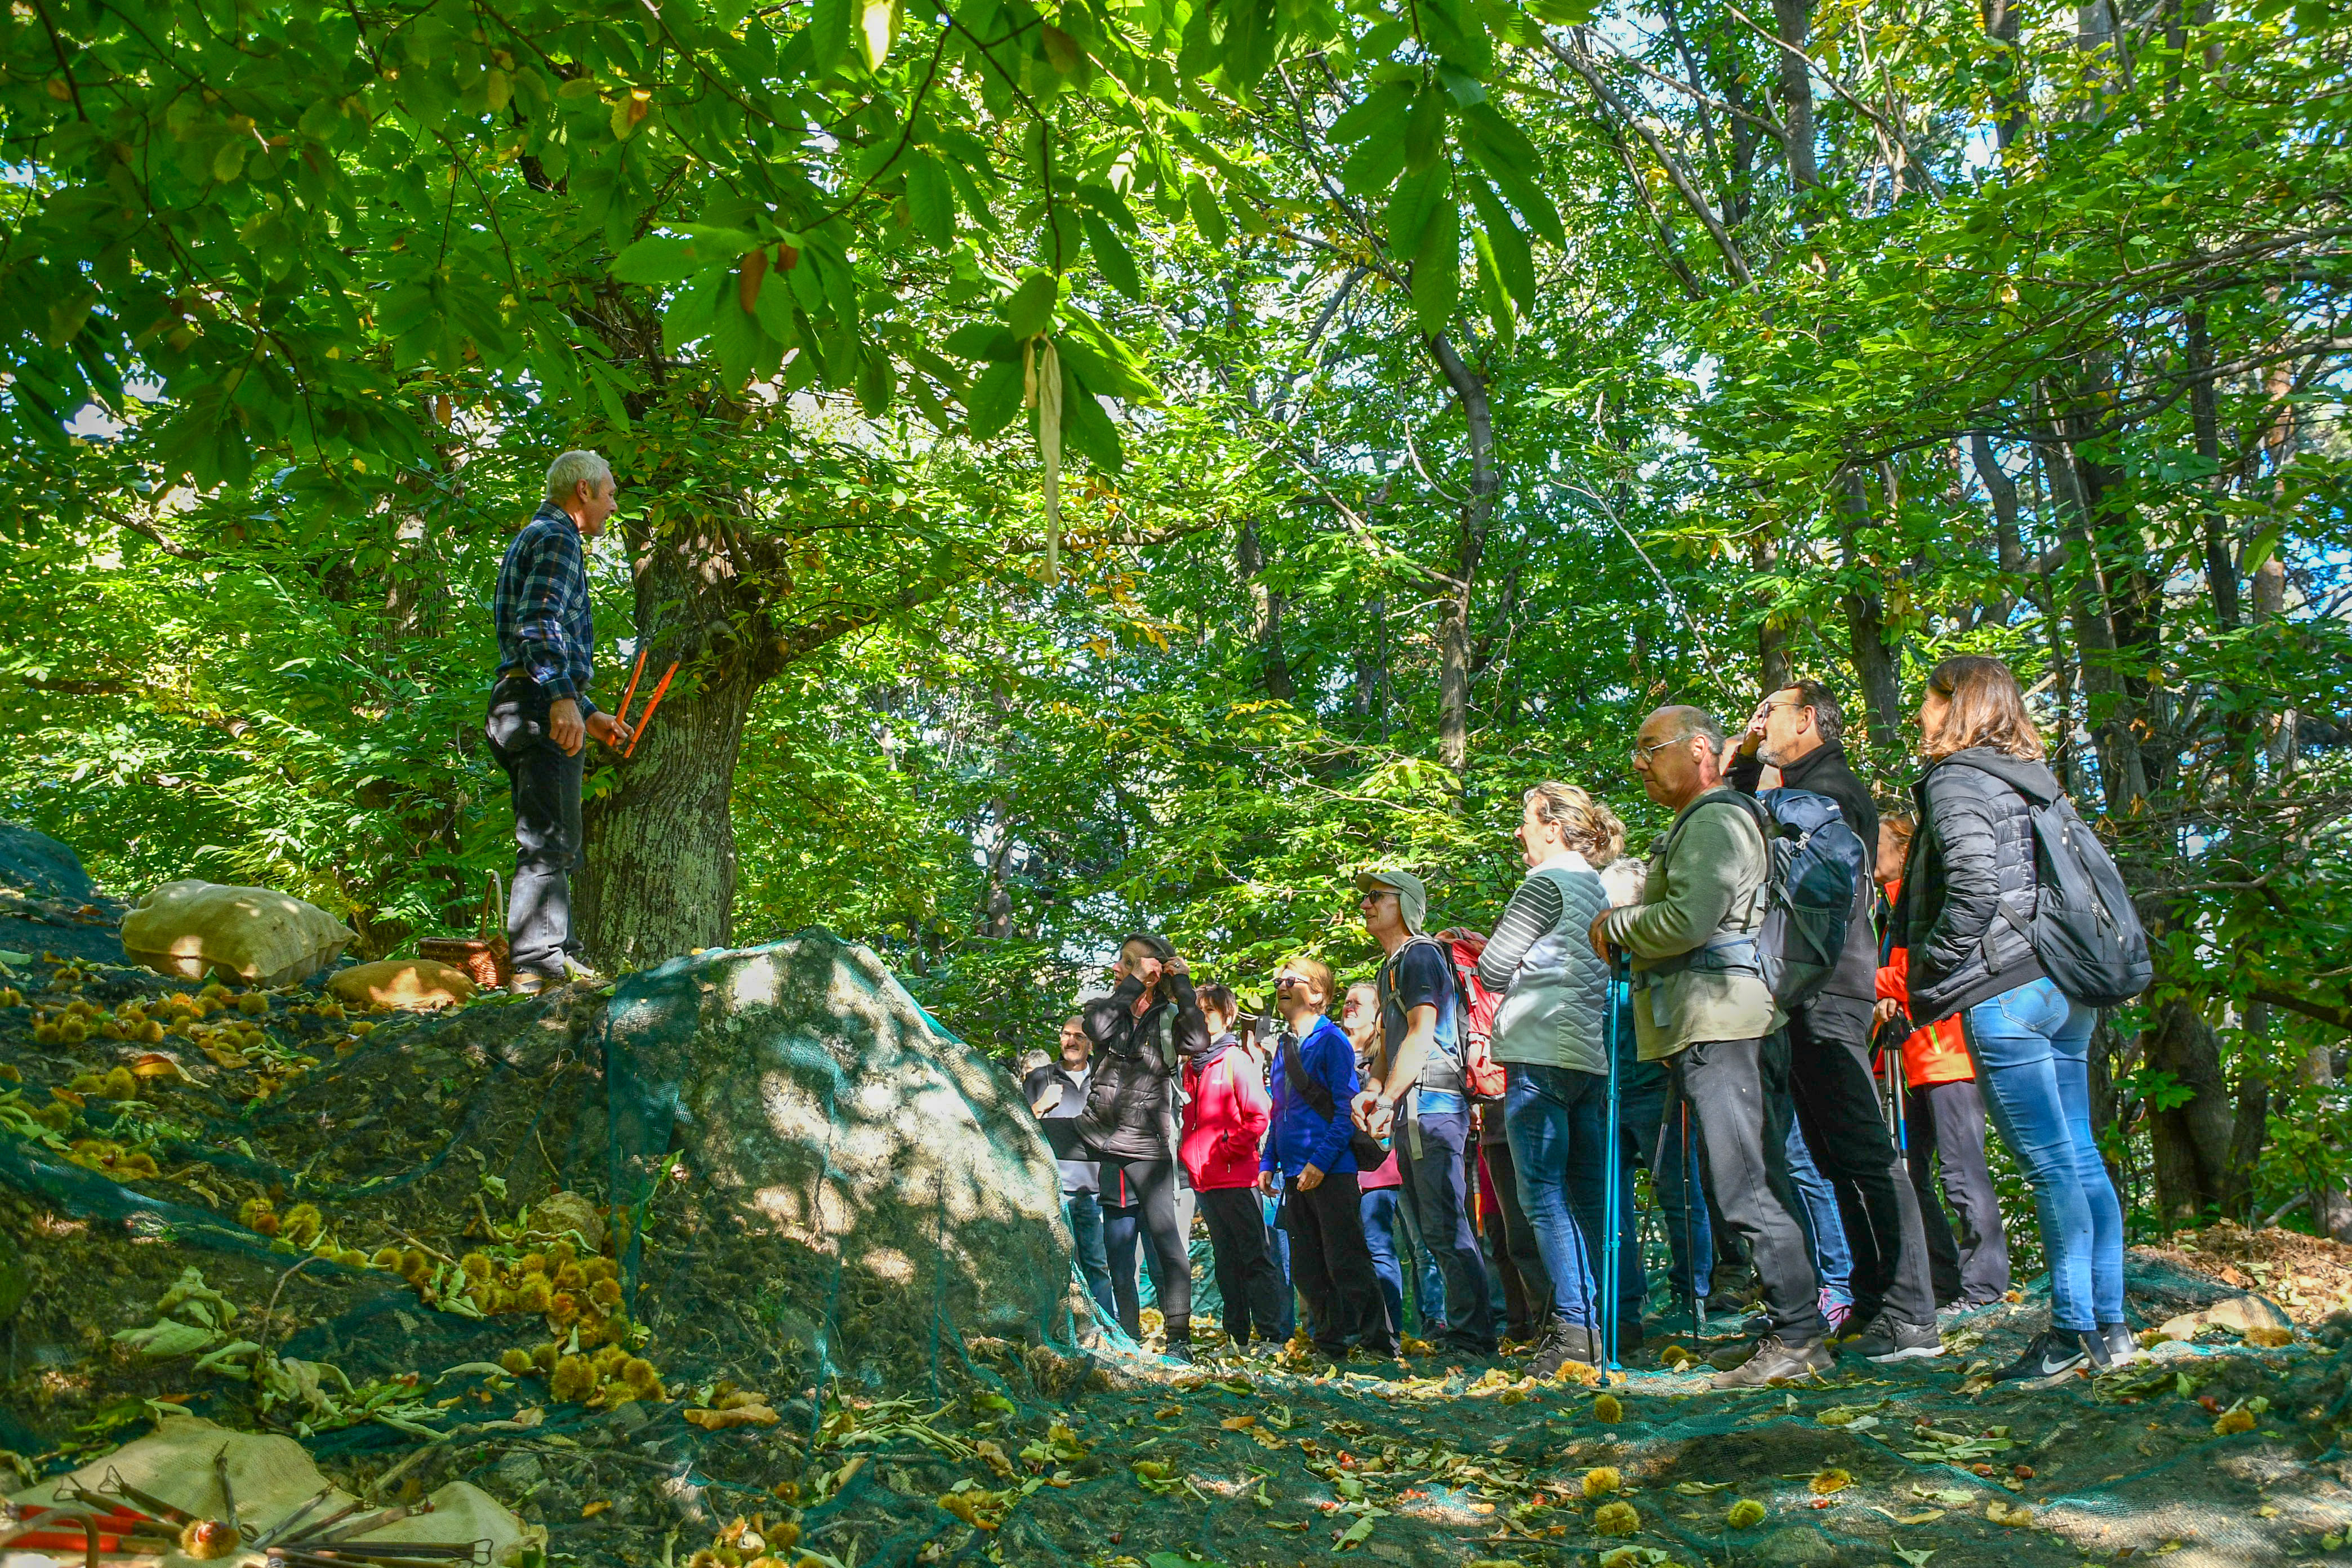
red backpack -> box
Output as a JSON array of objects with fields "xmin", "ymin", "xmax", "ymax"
[{"xmin": 1432, "ymin": 929, "xmax": 1507, "ymax": 1101}]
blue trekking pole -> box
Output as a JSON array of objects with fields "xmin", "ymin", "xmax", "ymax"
[{"xmin": 1600, "ymin": 952, "xmax": 1628, "ymax": 1380}]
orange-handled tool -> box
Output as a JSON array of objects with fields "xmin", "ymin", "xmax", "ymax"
[
  {"xmin": 613, "ymin": 645, "xmax": 649, "ymax": 729},
  {"xmin": 622, "ymin": 662, "xmax": 678, "ymax": 760}
]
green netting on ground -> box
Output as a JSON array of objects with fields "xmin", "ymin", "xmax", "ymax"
[
  {"xmin": 11, "ymin": 933, "xmax": 2352, "ymax": 1568},
  {"xmin": 1, "ymin": 934, "xmax": 1088, "ymax": 1462}
]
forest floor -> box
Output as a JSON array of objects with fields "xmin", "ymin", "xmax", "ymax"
[{"xmin": 3, "ymin": 912, "xmax": 2351, "ymax": 1568}]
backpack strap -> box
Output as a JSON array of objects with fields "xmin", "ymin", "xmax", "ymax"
[
  {"xmin": 1279, "ymin": 1028, "xmax": 1337, "ymax": 1121},
  {"xmin": 1640, "ymin": 795, "xmax": 1776, "ymax": 982}
]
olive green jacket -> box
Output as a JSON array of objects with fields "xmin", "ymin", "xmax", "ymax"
[{"xmin": 1598, "ymin": 788, "xmax": 1781, "ymax": 1059}]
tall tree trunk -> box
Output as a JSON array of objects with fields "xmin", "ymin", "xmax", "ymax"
[
  {"xmin": 2187, "ymin": 312, "xmax": 2240, "ymax": 632},
  {"xmin": 2142, "ymin": 998, "xmax": 2258, "ymax": 1226},
  {"xmin": 2038, "ymin": 399, "xmax": 2150, "ymax": 810},
  {"xmin": 576, "ymin": 491, "xmax": 785, "ymax": 970},
  {"xmin": 1427, "ymin": 332, "xmax": 1497, "ymax": 776},
  {"xmin": 1771, "ymin": 0, "xmax": 1820, "ymax": 201},
  {"xmin": 575, "ymin": 661, "xmax": 761, "ymax": 969},
  {"xmin": 1237, "ymin": 519, "xmax": 1296, "ymax": 701},
  {"xmin": 2301, "ymin": 1031, "xmax": 2352, "ymax": 1240},
  {"xmin": 1837, "ymin": 469, "xmax": 1905, "ymax": 759},
  {"xmin": 1355, "ymin": 596, "xmax": 1392, "ymax": 738},
  {"xmin": 1753, "ymin": 531, "xmax": 1792, "ymax": 692},
  {"xmin": 1981, "ymin": 0, "xmax": 2029, "ymax": 147}
]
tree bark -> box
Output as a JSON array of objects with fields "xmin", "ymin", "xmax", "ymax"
[
  {"xmin": 1753, "ymin": 531, "xmax": 1792, "ymax": 692},
  {"xmin": 2300, "ymin": 1031, "xmax": 2352, "ymax": 1241},
  {"xmin": 2038, "ymin": 402, "xmax": 2150, "ymax": 810},
  {"xmin": 574, "ymin": 658, "xmax": 761, "ymax": 969},
  {"xmin": 2186, "ymin": 311, "xmax": 2240, "ymax": 632},
  {"xmin": 1771, "ymin": 0, "xmax": 1820, "ymax": 200},
  {"xmin": 573, "ymin": 475, "xmax": 786, "ymax": 969},
  {"xmin": 1237, "ymin": 519, "xmax": 1296, "ymax": 701},
  {"xmin": 1427, "ymin": 332, "xmax": 1497, "ymax": 776},
  {"xmin": 2142, "ymin": 997, "xmax": 2256, "ymax": 1225},
  {"xmin": 1837, "ymin": 469, "xmax": 1905, "ymax": 759}
]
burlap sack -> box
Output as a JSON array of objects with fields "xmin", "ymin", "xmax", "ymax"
[
  {"xmin": 4, "ymin": 1414, "xmax": 536, "ymax": 1568},
  {"xmin": 121, "ymin": 880, "xmax": 351, "ymax": 988},
  {"xmin": 326, "ymin": 959, "xmax": 478, "ymax": 1011}
]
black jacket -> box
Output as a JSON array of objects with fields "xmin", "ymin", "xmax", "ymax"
[
  {"xmin": 1895, "ymin": 746, "xmax": 2055, "ymax": 1021},
  {"xmin": 1730, "ymin": 738, "xmax": 1878, "ymax": 1004},
  {"xmin": 1073, "ymin": 973, "xmax": 1210, "ymax": 1164}
]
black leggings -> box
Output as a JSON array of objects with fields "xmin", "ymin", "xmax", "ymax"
[{"xmin": 1101, "ymin": 1156, "xmax": 1192, "ymax": 1341}]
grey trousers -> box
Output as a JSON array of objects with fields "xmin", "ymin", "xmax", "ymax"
[
  {"xmin": 484, "ymin": 675, "xmax": 583, "ymax": 978},
  {"xmin": 1669, "ymin": 1034, "xmax": 1827, "ymax": 1343}
]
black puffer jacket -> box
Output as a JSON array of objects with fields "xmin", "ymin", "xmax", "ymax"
[
  {"xmin": 1073, "ymin": 974, "xmax": 1210, "ymax": 1164},
  {"xmin": 1896, "ymin": 746, "xmax": 2056, "ymax": 1021}
]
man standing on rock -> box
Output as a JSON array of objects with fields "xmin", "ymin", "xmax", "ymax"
[{"xmin": 489, "ymin": 450, "xmax": 631, "ymax": 995}]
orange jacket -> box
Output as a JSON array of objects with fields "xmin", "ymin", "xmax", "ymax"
[{"xmin": 1878, "ymin": 881, "xmax": 1974, "ymax": 1090}]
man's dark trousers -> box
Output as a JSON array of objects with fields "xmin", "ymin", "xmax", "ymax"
[
  {"xmin": 1396, "ymin": 1107, "xmax": 1497, "ymax": 1354},
  {"xmin": 1199, "ymin": 1187, "xmax": 1286, "ymax": 1346},
  {"xmin": 1785, "ymin": 995, "xmax": 1938, "ymax": 1329},
  {"xmin": 1907, "ymin": 1078, "xmax": 2011, "ymax": 1306},
  {"xmin": 1670, "ymin": 1034, "xmax": 1825, "ymax": 1342},
  {"xmin": 1284, "ymin": 1171, "xmax": 1392, "ymax": 1355},
  {"xmin": 485, "ymin": 675, "xmax": 583, "ymax": 979}
]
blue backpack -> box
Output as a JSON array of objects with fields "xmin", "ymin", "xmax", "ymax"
[{"xmin": 1654, "ymin": 789, "xmax": 1869, "ymax": 1012}]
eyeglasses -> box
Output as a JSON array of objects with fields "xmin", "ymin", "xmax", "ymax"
[
  {"xmin": 1276, "ymin": 973, "xmax": 1309, "ymax": 987},
  {"xmin": 1629, "ymin": 736, "xmax": 1682, "ymax": 769}
]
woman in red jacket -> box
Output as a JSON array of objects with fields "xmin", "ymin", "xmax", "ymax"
[
  {"xmin": 1875, "ymin": 816, "xmax": 2012, "ymax": 1310},
  {"xmin": 1186, "ymin": 985, "xmax": 1285, "ymax": 1351}
]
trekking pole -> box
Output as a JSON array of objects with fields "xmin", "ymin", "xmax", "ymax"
[
  {"xmin": 1601, "ymin": 953, "xmax": 1627, "ymax": 1379},
  {"xmin": 1681, "ymin": 1095, "xmax": 1704, "ymax": 1338}
]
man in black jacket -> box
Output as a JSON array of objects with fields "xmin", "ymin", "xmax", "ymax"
[
  {"xmin": 1072, "ymin": 932, "xmax": 1210, "ymax": 1361},
  {"xmin": 1726, "ymin": 680, "xmax": 1943, "ymax": 1362}
]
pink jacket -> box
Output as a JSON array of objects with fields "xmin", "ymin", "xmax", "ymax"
[{"xmin": 1182, "ymin": 1039, "xmax": 1271, "ymax": 1191}]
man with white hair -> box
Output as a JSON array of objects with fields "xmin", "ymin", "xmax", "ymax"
[{"xmin": 487, "ymin": 449, "xmax": 631, "ymax": 994}]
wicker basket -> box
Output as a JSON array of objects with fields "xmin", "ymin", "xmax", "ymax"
[{"xmin": 420, "ymin": 871, "xmax": 511, "ymax": 989}]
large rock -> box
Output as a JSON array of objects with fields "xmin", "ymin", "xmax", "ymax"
[
  {"xmin": 0, "ymin": 928, "xmax": 1083, "ymax": 1447},
  {"xmin": 0, "ymin": 822, "xmax": 93, "ymax": 903},
  {"xmin": 603, "ymin": 933, "xmax": 1081, "ymax": 1379}
]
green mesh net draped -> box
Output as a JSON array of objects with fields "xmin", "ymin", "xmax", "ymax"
[{"xmin": 1, "ymin": 934, "xmax": 1090, "ymax": 1482}]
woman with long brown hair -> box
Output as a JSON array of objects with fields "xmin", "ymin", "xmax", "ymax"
[{"xmin": 1895, "ymin": 656, "xmax": 2129, "ymax": 1383}]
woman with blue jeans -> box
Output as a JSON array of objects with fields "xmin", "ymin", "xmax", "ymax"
[
  {"xmin": 1897, "ymin": 655, "xmax": 2135, "ymax": 1382},
  {"xmin": 1477, "ymin": 781, "xmax": 1623, "ymax": 1377}
]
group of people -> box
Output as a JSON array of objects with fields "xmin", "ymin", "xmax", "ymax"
[
  {"xmin": 1028, "ymin": 656, "xmax": 2139, "ymax": 1391},
  {"xmin": 484, "ymin": 456, "xmax": 2125, "ymax": 1392}
]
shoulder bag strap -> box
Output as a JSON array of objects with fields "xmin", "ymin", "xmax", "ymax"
[{"xmin": 1280, "ymin": 1030, "xmax": 1337, "ymax": 1121}]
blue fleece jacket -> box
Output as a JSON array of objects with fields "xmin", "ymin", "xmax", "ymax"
[{"xmin": 1259, "ymin": 1015, "xmax": 1360, "ymax": 1180}]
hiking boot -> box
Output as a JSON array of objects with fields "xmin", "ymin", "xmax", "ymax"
[
  {"xmin": 1709, "ymin": 1333, "xmax": 1834, "ymax": 1389},
  {"xmin": 1846, "ymin": 1312, "xmax": 1946, "ymax": 1363},
  {"xmin": 510, "ymin": 956, "xmax": 603, "ymax": 995},
  {"xmin": 1529, "ymin": 1317, "xmax": 1602, "ymax": 1380},
  {"xmin": 1161, "ymin": 1336, "xmax": 1195, "ymax": 1366},
  {"xmin": 2097, "ymin": 1322, "xmax": 2145, "ymax": 1366},
  {"xmin": 1991, "ymin": 1326, "xmax": 2112, "ymax": 1384}
]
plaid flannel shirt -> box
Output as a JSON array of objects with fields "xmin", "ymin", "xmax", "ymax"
[{"xmin": 493, "ymin": 502, "xmax": 599, "ymax": 712}]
